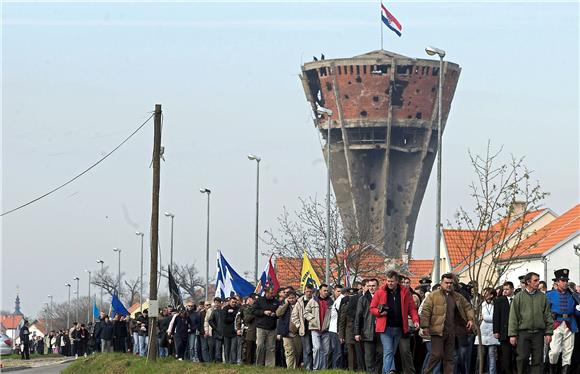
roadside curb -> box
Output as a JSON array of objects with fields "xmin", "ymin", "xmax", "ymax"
[{"xmin": 0, "ymin": 358, "xmax": 75, "ymax": 372}]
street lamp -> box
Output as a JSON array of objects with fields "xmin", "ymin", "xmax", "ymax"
[
  {"xmin": 200, "ymin": 188, "xmax": 211, "ymax": 300},
  {"xmin": 47, "ymin": 295, "xmax": 54, "ymax": 332},
  {"xmin": 96, "ymin": 260, "xmax": 104, "ymax": 310},
  {"xmin": 113, "ymin": 248, "xmax": 122, "ymax": 295},
  {"xmin": 136, "ymin": 231, "xmax": 145, "ymax": 313},
  {"xmin": 73, "ymin": 277, "xmax": 80, "ymax": 323},
  {"xmin": 248, "ymin": 154, "xmax": 262, "ymax": 283},
  {"xmin": 164, "ymin": 212, "xmax": 175, "ymax": 272},
  {"xmin": 84, "ymin": 270, "xmax": 92, "ymax": 324},
  {"xmin": 425, "ymin": 45, "xmax": 446, "ymax": 282},
  {"xmin": 65, "ymin": 283, "xmax": 71, "ymax": 328},
  {"xmin": 317, "ymin": 105, "xmax": 333, "ymax": 284}
]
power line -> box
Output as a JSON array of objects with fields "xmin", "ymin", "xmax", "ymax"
[{"xmin": 1, "ymin": 113, "xmax": 155, "ymax": 217}]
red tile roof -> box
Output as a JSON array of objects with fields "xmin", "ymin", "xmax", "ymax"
[
  {"xmin": 0, "ymin": 315, "xmax": 23, "ymax": 330},
  {"xmin": 406, "ymin": 259, "xmax": 434, "ymax": 288},
  {"xmin": 444, "ymin": 209, "xmax": 545, "ymax": 271},
  {"xmin": 499, "ymin": 204, "xmax": 580, "ymax": 260},
  {"xmin": 275, "ymin": 249, "xmax": 432, "ymax": 290}
]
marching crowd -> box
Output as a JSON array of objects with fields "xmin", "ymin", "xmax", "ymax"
[{"xmin": 19, "ymin": 268, "xmax": 580, "ymax": 374}]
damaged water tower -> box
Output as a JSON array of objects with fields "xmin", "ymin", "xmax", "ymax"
[{"xmin": 300, "ymin": 50, "xmax": 460, "ymax": 259}]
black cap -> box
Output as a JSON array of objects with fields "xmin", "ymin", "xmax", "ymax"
[
  {"xmin": 518, "ymin": 275, "xmax": 525, "ymax": 282},
  {"xmin": 419, "ymin": 276, "xmax": 432, "ymax": 285},
  {"xmin": 553, "ymin": 268, "xmax": 570, "ymax": 281}
]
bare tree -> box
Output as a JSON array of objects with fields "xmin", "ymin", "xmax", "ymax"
[
  {"xmin": 91, "ymin": 266, "xmax": 121, "ymax": 298},
  {"xmin": 123, "ymin": 278, "xmax": 141, "ymax": 307},
  {"xmin": 448, "ymin": 141, "xmax": 548, "ymax": 374},
  {"xmin": 263, "ymin": 196, "xmax": 384, "ymax": 285},
  {"xmin": 159, "ymin": 263, "xmax": 206, "ymax": 303}
]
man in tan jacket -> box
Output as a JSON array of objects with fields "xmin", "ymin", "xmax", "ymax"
[
  {"xmin": 291, "ymin": 284, "xmax": 314, "ymax": 370},
  {"xmin": 420, "ymin": 273, "xmax": 475, "ymax": 374}
]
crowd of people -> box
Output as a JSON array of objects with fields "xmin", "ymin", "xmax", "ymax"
[{"xmin": 20, "ymin": 268, "xmax": 580, "ymax": 374}]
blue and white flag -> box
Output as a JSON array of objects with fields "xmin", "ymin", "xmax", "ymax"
[{"xmin": 215, "ymin": 251, "xmax": 255, "ymax": 299}]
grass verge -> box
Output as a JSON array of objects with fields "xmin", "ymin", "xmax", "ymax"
[{"xmin": 63, "ymin": 353, "xmax": 347, "ymax": 374}]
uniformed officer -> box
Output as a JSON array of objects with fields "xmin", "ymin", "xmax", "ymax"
[{"xmin": 546, "ymin": 268, "xmax": 580, "ymax": 374}]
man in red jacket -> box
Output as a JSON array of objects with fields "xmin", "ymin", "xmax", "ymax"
[{"xmin": 370, "ymin": 270, "xmax": 420, "ymax": 374}]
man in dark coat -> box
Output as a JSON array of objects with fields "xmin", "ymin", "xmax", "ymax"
[
  {"xmin": 99, "ymin": 315, "xmax": 114, "ymax": 352},
  {"xmin": 493, "ymin": 281, "xmax": 516, "ymax": 374},
  {"xmin": 355, "ymin": 278, "xmax": 381, "ymax": 373},
  {"xmin": 157, "ymin": 308, "xmax": 172, "ymax": 358},
  {"xmin": 211, "ymin": 297, "xmax": 239, "ymax": 364},
  {"xmin": 19, "ymin": 320, "xmax": 31, "ymax": 359},
  {"xmin": 169, "ymin": 307, "xmax": 192, "ymax": 360}
]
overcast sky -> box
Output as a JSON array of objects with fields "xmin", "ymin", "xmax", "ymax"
[{"xmin": 1, "ymin": 1, "xmax": 578, "ymax": 318}]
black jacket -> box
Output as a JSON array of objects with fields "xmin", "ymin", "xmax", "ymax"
[
  {"xmin": 354, "ymin": 291, "xmax": 376, "ymax": 341},
  {"xmin": 112, "ymin": 319, "xmax": 127, "ymax": 338},
  {"xmin": 253, "ymin": 296, "xmax": 281, "ymax": 331},
  {"xmin": 210, "ymin": 306, "xmax": 238, "ymax": 338},
  {"xmin": 493, "ymin": 295, "xmax": 511, "ymax": 341},
  {"xmin": 157, "ymin": 315, "xmax": 172, "ymax": 342},
  {"xmin": 276, "ymin": 302, "xmax": 293, "ymax": 337},
  {"xmin": 137, "ymin": 314, "xmax": 149, "ymax": 337},
  {"xmin": 171, "ymin": 314, "xmax": 192, "ymax": 340},
  {"xmin": 19, "ymin": 326, "xmax": 30, "ymax": 343},
  {"xmin": 100, "ymin": 321, "xmax": 113, "ymax": 340},
  {"xmin": 188, "ymin": 311, "xmax": 202, "ymax": 335}
]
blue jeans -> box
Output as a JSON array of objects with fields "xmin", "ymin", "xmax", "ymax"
[
  {"xmin": 454, "ymin": 335, "xmax": 475, "ymax": 374},
  {"xmin": 138, "ymin": 335, "xmax": 148, "ymax": 357},
  {"xmin": 187, "ymin": 334, "xmax": 199, "ymax": 361},
  {"xmin": 157, "ymin": 338, "xmax": 168, "ymax": 357},
  {"xmin": 329, "ymin": 332, "xmax": 343, "ymax": 368},
  {"xmin": 132, "ymin": 332, "xmax": 139, "ymax": 354},
  {"xmin": 379, "ymin": 327, "xmax": 402, "ymax": 374},
  {"xmin": 476, "ymin": 345, "xmax": 498, "ymax": 374},
  {"xmin": 423, "ymin": 341, "xmax": 442, "ymax": 374},
  {"xmin": 301, "ymin": 332, "xmax": 313, "ymax": 370},
  {"xmin": 311, "ymin": 330, "xmax": 330, "ymax": 370}
]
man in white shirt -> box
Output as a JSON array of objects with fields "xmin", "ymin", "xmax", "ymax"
[{"xmin": 329, "ymin": 284, "xmax": 345, "ymax": 369}]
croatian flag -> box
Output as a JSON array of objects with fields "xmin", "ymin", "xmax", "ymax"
[
  {"xmin": 255, "ymin": 254, "xmax": 280, "ymax": 295},
  {"xmin": 381, "ymin": 2, "xmax": 402, "ymax": 37}
]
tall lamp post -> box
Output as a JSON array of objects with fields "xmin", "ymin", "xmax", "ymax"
[
  {"xmin": 65, "ymin": 283, "xmax": 71, "ymax": 328},
  {"xmin": 317, "ymin": 105, "xmax": 333, "ymax": 284},
  {"xmin": 73, "ymin": 277, "xmax": 80, "ymax": 323},
  {"xmin": 96, "ymin": 260, "xmax": 104, "ymax": 310},
  {"xmin": 113, "ymin": 248, "xmax": 122, "ymax": 295},
  {"xmin": 200, "ymin": 188, "xmax": 211, "ymax": 300},
  {"xmin": 84, "ymin": 270, "xmax": 92, "ymax": 324},
  {"xmin": 47, "ymin": 295, "xmax": 54, "ymax": 332},
  {"xmin": 247, "ymin": 154, "xmax": 261, "ymax": 283},
  {"xmin": 164, "ymin": 212, "xmax": 175, "ymax": 272},
  {"xmin": 425, "ymin": 45, "xmax": 446, "ymax": 283},
  {"xmin": 136, "ymin": 231, "xmax": 145, "ymax": 313}
]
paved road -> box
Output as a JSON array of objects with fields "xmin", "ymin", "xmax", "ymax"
[{"xmin": 10, "ymin": 361, "xmax": 73, "ymax": 374}]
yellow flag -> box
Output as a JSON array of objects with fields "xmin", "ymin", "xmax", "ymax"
[{"xmin": 300, "ymin": 252, "xmax": 321, "ymax": 292}]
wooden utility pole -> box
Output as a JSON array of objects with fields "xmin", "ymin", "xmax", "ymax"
[{"xmin": 147, "ymin": 104, "xmax": 162, "ymax": 361}]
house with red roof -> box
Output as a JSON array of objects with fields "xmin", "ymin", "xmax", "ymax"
[
  {"xmin": 496, "ymin": 203, "xmax": 580, "ymax": 286},
  {"xmin": 438, "ymin": 201, "xmax": 558, "ymax": 287},
  {"xmin": 275, "ymin": 244, "xmax": 433, "ymax": 290}
]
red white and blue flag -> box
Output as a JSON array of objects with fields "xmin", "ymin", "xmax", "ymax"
[
  {"xmin": 381, "ymin": 2, "xmax": 402, "ymax": 37},
  {"xmin": 343, "ymin": 257, "xmax": 352, "ymax": 288},
  {"xmin": 255, "ymin": 254, "xmax": 280, "ymax": 295}
]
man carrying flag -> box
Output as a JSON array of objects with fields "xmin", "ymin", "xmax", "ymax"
[{"xmin": 300, "ymin": 252, "xmax": 321, "ymax": 292}]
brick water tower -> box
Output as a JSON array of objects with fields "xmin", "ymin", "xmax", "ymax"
[{"xmin": 300, "ymin": 50, "xmax": 461, "ymax": 259}]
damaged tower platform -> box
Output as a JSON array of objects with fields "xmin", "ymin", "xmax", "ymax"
[{"xmin": 300, "ymin": 50, "xmax": 460, "ymax": 259}]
